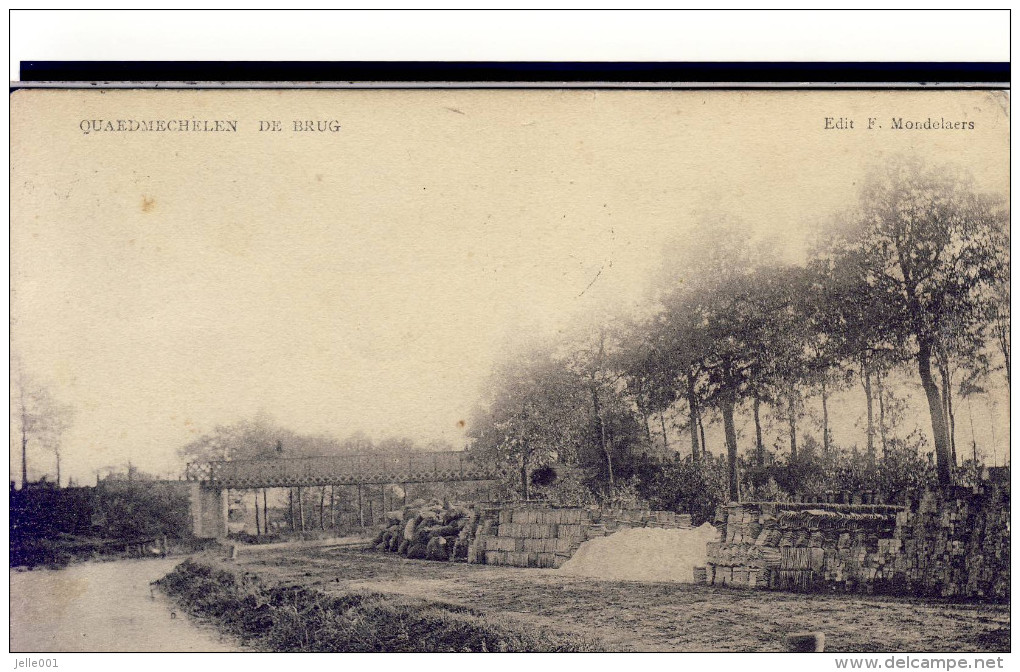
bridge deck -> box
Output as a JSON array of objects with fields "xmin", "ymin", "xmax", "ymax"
[{"xmin": 186, "ymin": 451, "xmax": 499, "ymax": 488}]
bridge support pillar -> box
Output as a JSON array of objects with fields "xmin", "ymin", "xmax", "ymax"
[{"xmin": 189, "ymin": 482, "xmax": 228, "ymax": 538}]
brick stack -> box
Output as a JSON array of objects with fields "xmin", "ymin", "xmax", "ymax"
[
  {"xmin": 585, "ymin": 508, "xmax": 692, "ymax": 539},
  {"xmin": 474, "ymin": 506, "xmax": 587, "ymax": 568},
  {"xmin": 890, "ymin": 483, "xmax": 1010, "ymax": 600},
  {"xmin": 469, "ymin": 504, "xmax": 693, "ymax": 569},
  {"xmin": 704, "ymin": 477, "xmax": 1010, "ymax": 601},
  {"xmin": 707, "ymin": 502, "xmax": 901, "ymax": 591},
  {"xmin": 703, "ymin": 540, "xmax": 779, "ymax": 587}
]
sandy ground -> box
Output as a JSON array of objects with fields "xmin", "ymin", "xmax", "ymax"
[{"xmin": 208, "ymin": 543, "xmax": 1008, "ymax": 653}]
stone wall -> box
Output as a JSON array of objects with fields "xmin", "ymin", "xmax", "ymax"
[
  {"xmin": 469, "ymin": 503, "xmax": 692, "ymax": 569},
  {"xmin": 704, "ymin": 477, "xmax": 1009, "ymax": 600}
]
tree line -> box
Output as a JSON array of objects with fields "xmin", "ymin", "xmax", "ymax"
[
  {"xmin": 179, "ymin": 413, "xmax": 456, "ymax": 465},
  {"xmin": 466, "ymin": 155, "xmax": 1009, "ymax": 505}
]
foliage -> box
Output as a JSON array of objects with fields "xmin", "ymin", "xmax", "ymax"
[
  {"xmin": 94, "ymin": 482, "xmax": 194, "ymax": 538},
  {"xmin": 466, "ymin": 343, "xmax": 590, "ymax": 499},
  {"xmin": 180, "ymin": 413, "xmax": 442, "ymax": 470},
  {"xmin": 531, "ymin": 466, "xmax": 599, "ymax": 507},
  {"xmin": 741, "ymin": 431, "xmax": 937, "ymax": 504},
  {"xmin": 603, "ymin": 475, "xmax": 646, "ymax": 509},
  {"xmin": 11, "ymin": 482, "xmax": 193, "ymax": 542},
  {"xmin": 820, "ymin": 155, "xmax": 1007, "ymax": 482},
  {"xmin": 634, "ymin": 454, "xmax": 728, "ymax": 525},
  {"xmin": 10, "ymin": 482, "xmax": 195, "ymax": 568},
  {"xmin": 466, "ymin": 155, "xmax": 1006, "ymax": 510},
  {"xmin": 877, "ymin": 431, "xmax": 939, "ymax": 503},
  {"xmin": 529, "ymin": 464, "xmax": 558, "ymax": 487}
]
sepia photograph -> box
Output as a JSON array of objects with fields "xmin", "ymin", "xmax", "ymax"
[{"xmin": 9, "ymin": 79, "xmax": 1010, "ymax": 656}]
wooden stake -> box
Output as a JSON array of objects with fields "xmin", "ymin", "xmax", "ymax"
[
  {"xmin": 358, "ymin": 484, "xmax": 364, "ymax": 527},
  {"xmin": 329, "ymin": 485, "xmax": 335, "ymax": 529}
]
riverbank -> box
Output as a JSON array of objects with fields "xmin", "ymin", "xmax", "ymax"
[
  {"xmin": 156, "ymin": 557, "xmax": 600, "ymax": 652},
  {"xmin": 11, "ymin": 481, "xmax": 195, "ymax": 569},
  {"xmin": 11, "ymin": 534, "xmax": 215, "ymax": 570}
]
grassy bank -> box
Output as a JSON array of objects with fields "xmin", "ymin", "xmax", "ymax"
[
  {"xmin": 156, "ymin": 558, "xmax": 600, "ymax": 652},
  {"xmin": 11, "ymin": 535, "xmax": 213, "ymax": 570}
]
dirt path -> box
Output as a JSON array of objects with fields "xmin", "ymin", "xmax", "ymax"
[{"xmin": 213, "ymin": 543, "xmax": 1008, "ymax": 652}]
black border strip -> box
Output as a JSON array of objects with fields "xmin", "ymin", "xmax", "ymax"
[{"xmin": 19, "ymin": 61, "xmax": 1010, "ymax": 84}]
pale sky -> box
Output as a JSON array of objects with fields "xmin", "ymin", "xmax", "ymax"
[{"xmin": 10, "ymin": 89, "xmax": 1009, "ymax": 484}]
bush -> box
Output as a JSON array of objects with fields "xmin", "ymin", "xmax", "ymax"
[{"xmin": 636, "ymin": 454, "xmax": 728, "ymax": 525}]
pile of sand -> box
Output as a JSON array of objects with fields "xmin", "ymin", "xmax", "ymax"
[{"xmin": 558, "ymin": 522, "xmax": 720, "ymax": 583}]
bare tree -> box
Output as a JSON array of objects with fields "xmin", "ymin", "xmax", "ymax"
[{"xmin": 11, "ymin": 362, "xmax": 74, "ymax": 488}]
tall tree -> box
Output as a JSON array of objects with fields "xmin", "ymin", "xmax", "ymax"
[
  {"xmin": 808, "ymin": 240, "xmax": 907, "ymax": 460},
  {"xmin": 654, "ymin": 217, "xmax": 782, "ymax": 500},
  {"xmin": 10, "ymin": 364, "xmax": 74, "ymax": 488},
  {"xmin": 684, "ymin": 264, "xmax": 787, "ymax": 501},
  {"xmin": 651, "ymin": 307, "xmax": 711, "ymax": 463},
  {"xmin": 825, "ymin": 156, "xmax": 1006, "ymax": 484},
  {"xmin": 983, "ymin": 206, "xmax": 1010, "ymax": 389},
  {"xmin": 563, "ymin": 324, "xmax": 623, "ymax": 490}
]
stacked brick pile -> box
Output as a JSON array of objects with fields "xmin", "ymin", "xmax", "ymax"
[
  {"xmin": 705, "ymin": 502, "xmax": 902, "ymax": 590},
  {"xmin": 703, "ymin": 542, "xmax": 780, "ymax": 588},
  {"xmin": 773, "ymin": 509, "xmax": 896, "ymax": 591},
  {"xmin": 702, "ymin": 477, "xmax": 1009, "ymax": 600},
  {"xmin": 469, "ymin": 503, "xmax": 693, "ymax": 569},
  {"xmin": 469, "ymin": 506, "xmax": 587, "ymax": 568},
  {"xmin": 891, "ymin": 484, "xmax": 1009, "ymax": 600}
]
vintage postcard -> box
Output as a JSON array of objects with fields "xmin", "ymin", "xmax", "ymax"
[{"xmin": 10, "ymin": 87, "xmax": 1010, "ymax": 655}]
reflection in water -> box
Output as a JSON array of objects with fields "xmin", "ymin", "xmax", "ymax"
[{"xmin": 10, "ymin": 558, "xmax": 240, "ymax": 652}]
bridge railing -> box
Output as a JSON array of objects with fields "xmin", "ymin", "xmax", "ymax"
[{"xmin": 188, "ymin": 451, "xmax": 499, "ymax": 488}]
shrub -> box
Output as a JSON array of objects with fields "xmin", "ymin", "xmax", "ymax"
[{"xmin": 636, "ymin": 454, "xmax": 728, "ymax": 525}]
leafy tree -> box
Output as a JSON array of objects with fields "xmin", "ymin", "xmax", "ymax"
[
  {"xmin": 466, "ymin": 345, "xmax": 587, "ymax": 499},
  {"xmin": 654, "ymin": 216, "xmax": 781, "ymax": 500},
  {"xmin": 559, "ymin": 319, "xmax": 646, "ymax": 493},
  {"xmin": 643, "ymin": 303, "xmax": 712, "ymax": 463},
  {"xmin": 982, "ymin": 198, "xmax": 1011, "ymax": 388},
  {"xmin": 809, "ymin": 241, "xmax": 907, "ymax": 459},
  {"xmin": 616, "ymin": 320, "xmax": 676, "ymax": 455},
  {"xmin": 823, "ymin": 156, "xmax": 1006, "ymax": 484}
]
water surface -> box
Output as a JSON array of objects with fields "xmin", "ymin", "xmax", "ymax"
[{"xmin": 10, "ymin": 558, "xmax": 240, "ymax": 652}]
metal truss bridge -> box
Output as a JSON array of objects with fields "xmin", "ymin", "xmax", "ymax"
[{"xmin": 184, "ymin": 451, "xmax": 500, "ymax": 489}]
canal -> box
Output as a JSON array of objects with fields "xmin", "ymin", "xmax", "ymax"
[{"xmin": 10, "ymin": 558, "xmax": 241, "ymax": 652}]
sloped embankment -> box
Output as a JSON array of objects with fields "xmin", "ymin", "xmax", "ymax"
[{"xmin": 156, "ymin": 558, "xmax": 600, "ymax": 652}]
